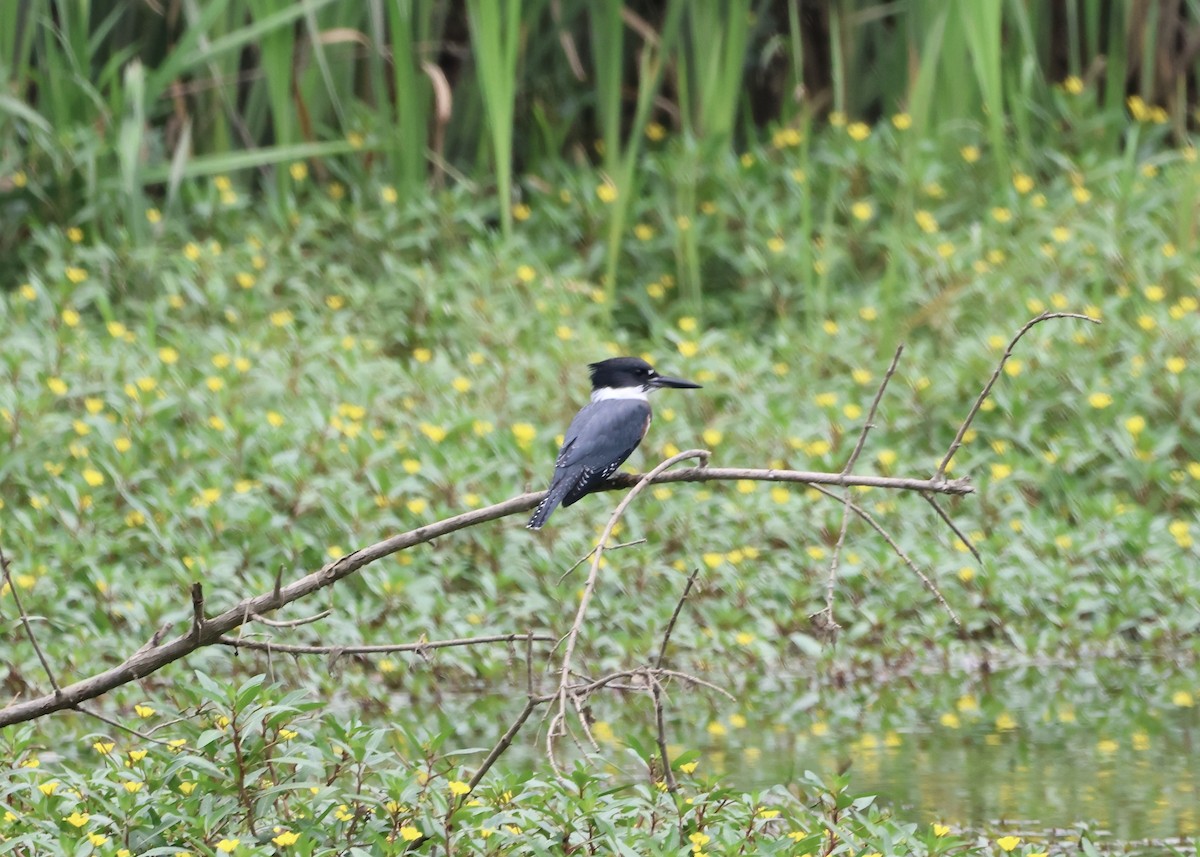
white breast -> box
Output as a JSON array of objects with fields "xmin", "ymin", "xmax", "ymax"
[{"xmin": 591, "ymin": 386, "xmax": 650, "ymax": 402}]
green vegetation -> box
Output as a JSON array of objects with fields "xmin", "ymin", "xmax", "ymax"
[
  {"xmin": 3, "ymin": 2, "xmax": 1200, "ymax": 855},
  {"xmin": 3, "ymin": 101, "xmax": 1199, "ymax": 852}
]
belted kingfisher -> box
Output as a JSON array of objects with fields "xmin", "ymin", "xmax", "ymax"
[{"xmin": 527, "ymin": 356, "xmax": 701, "ymax": 529}]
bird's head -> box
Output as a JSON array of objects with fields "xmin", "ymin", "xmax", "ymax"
[{"xmin": 587, "ymin": 356, "xmax": 701, "ymax": 395}]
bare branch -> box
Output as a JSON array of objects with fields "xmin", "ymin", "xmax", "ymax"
[{"xmin": 934, "ymin": 312, "xmax": 1099, "ymax": 481}]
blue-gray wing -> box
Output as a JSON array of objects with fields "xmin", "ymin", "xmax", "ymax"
[{"xmin": 556, "ymin": 398, "xmax": 651, "ymax": 507}]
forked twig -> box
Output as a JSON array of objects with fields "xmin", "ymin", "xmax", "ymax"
[
  {"xmin": 810, "ymin": 484, "xmax": 960, "ymax": 627},
  {"xmin": 551, "ymin": 450, "xmax": 710, "ymax": 756}
]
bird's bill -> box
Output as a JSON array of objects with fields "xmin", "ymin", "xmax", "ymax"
[{"xmin": 650, "ymin": 374, "xmax": 702, "ymax": 389}]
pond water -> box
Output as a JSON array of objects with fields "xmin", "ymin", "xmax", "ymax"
[{"xmin": 688, "ymin": 654, "xmax": 1199, "ymax": 842}]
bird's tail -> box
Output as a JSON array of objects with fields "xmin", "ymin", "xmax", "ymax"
[{"xmin": 527, "ymin": 480, "xmax": 572, "ymax": 530}]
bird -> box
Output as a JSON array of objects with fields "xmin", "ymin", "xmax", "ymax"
[{"xmin": 527, "ymin": 356, "xmax": 701, "ymax": 529}]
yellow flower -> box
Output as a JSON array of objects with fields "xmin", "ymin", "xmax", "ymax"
[
  {"xmin": 399, "ymin": 825, "xmax": 422, "ymax": 842},
  {"xmin": 596, "ymin": 182, "xmax": 618, "ymax": 203},
  {"xmin": 996, "ymin": 836, "xmax": 1021, "ymax": 852},
  {"xmin": 851, "ymin": 201, "xmax": 874, "ymax": 221},
  {"xmin": 129, "ymin": 749, "xmax": 147, "ymax": 762},
  {"xmin": 939, "ymin": 712, "xmax": 960, "ymax": 728},
  {"xmin": 961, "ymin": 145, "xmax": 980, "ymax": 163},
  {"xmin": 646, "ymin": 121, "xmax": 667, "ymax": 141},
  {"xmin": 272, "ymin": 830, "xmax": 300, "ymax": 846},
  {"xmin": 511, "ymin": 422, "xmax": 537, "ymax": 449},
  {"xmin": 419, "ymin": 423, "xmax": 447, "ymax": 443},
  {"xmin": 269, "ymin": 310, "xmax": 293, "ymax": 327},
  {"xmin": 82, "ymin": 468, "xmax": 105, "ymax": 487},
  {"xmin": 516, "ymin": 264, "xmax": 536, "ymax": 283},
  {"xmin": 179, "ymin": 781, "xmax": 196, "ymax": 794},
  {"xmin": 1173, "ymin": 690, "xmax": 1195, "ymax": 707},
  {"xmin": 449, "ymin": 780, "xmax": 471, "ymax": 796},
  {"xmin": 134, "ymin": 704, "xmax": 155, "ymax": 718},
  {"xmin": 1088, "ymin": 392, "xmax": 1113, "ymax": 409},
  {"xmin": 677, "ymin": 340, "xmax": 699, "ymax": 357},
  {"xmin": 1125, "ymin": 415, "xmax": 1146, "ymax": 436},
  {"xmin": 512, "ymin": 203, "xmax": 531, "ymax": 221},
  {"xmin": 205, "ymin": 376, "xmax": 225, "ymax": 392},
  {"xmin": 991, "ymin": 206, "xmax": 1012, "ymax": 223},
  {"xmin": 936, "ymin": 241, "xmax": 955, "ymax": 258},
  {"xmin": 1073, "ymin": 186, "xmax": 1092, "ymax": 203},
  {"xmin": 877, "ymin": 449, "xmax": 897, "ymax": 467},
  {"xmin": 66, "ymin": 266, "xmax": 88, "ymax": 283},
  {"xmin": 555, "ymin": 325, "xmax": 573, "ymax": 340},
  {"xmin": 402, "ymin": 458, "xmax": 421, "ymax": 474},
  {"xmin": 767, "ymin": 235, "xmax": 786, "ymax": 252},
  {"xmin": 451, "ymin": 376, "xmax": 471, "ymax": 393},
  {"xmin": 38, "ymin": 781, "xmax": 59, "ymax": 795},
  {"xmin": 406, "ymin": 498, "xmax": 427, "ymax": 515},
  {"xmin": 123, "ymin": 780, "xmax": 143, "ymax": 793},
  {"xmin": 64, "ymin": 811, "xmax": 90, "ymax": 827},
  {"xmin": 413, "ymin": 347, "xmax": 432, "ymax": 363},
  {"xmin": 1013, "ymin": 173, "xmax": 1034, "ymax": 193},
  {"xmin": 995, "ymin": 712, "xmax": 1017, "ymax": 731},
  {"xmin": 847, "ymin": 121, "xmax": 870, "ymax": 141},
  {"xmin": 689, "ymin": 832, "xmax": 711, "ymax": 848},
  {"xmin": 914, "ymin": 210, "xmax": 938, "ymax": 233},
  {"xmin": 266, "ymin": 411, "xmax": 285, "ymax": 427},
  {"xmin": 701, "ymin": 428, "xmax": 722, "ymax": 446},
  {"xmin": 88, "ymin": 833, "xmax": 109, "ymax": 846},
  {"xmin": 216, "ymin": 840, "xmax": 240, "ymax": 853},
  {"xmin": 892, "ymin": 112, "xmax": 912, "ymax": 130}
]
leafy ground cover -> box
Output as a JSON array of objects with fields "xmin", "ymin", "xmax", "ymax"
[{"xmin": 1, "ymin": 110, "xmax": 1198, "ymax": 855}]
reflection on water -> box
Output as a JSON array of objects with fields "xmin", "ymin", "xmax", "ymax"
[{"xmin": 687, "ymin": 655, "xmax": 1199, "ymax": 840}]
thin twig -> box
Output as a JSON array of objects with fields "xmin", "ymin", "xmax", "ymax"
[
  {"xmin": 810, "ymin": 485, "xmax": 960, "ymax": 627},
  {"xmin": 558, "ymin": 539, "xmax": 647, "ymax": 584},
  {"xmin": 921, "ymin": 493, "xmax": 982, "ymax": 564},
  {"xmin": 218, "ymin": 632, "xmax": 554, "ymax": 656},
  {"xmin": 934, "ymin": 312, "xmax": 1099, "ymax": 481},
  {"xmin": 0, "ymin": 545, "xmax": 61, "ymax": 697},
  {"xmin": 651, "ymin": 677, "xmax": 677, "ymax": 792},
  {"xmin": 468, "ymin": 696, "xmax": 541, "ymax": 790},
  {"xmin": 656, "ymin": 569, "xmax": 700, "ymax": 669},
  {"xmin": 250, "ymin": 609, "xmax": 332, "ymax": 629},
  {"xmin": 73, "ymin": 705, "xmax": 180, "ymax": 749},
  {"xmin": 824, "ymin": 346, "xmax": 905, "ymax": 628}
]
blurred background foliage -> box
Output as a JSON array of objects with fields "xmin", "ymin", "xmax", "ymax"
[{"xmin": 3, "ymin": 0, "xmax": 1200, "ymax": 286}]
